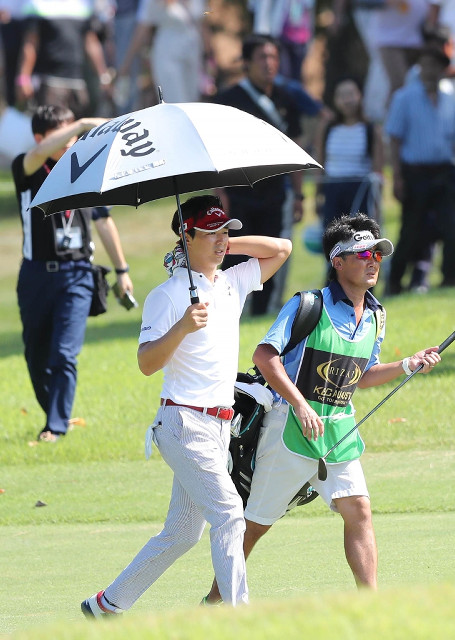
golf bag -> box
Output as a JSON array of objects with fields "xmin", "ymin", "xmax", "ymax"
[
  {"xmin": 228, "ymin": 369, "xmax": 268, "ymax": 508},
  {"xmin": 228, "ymin": 289, "xmax": 324, "ymax": 511}
]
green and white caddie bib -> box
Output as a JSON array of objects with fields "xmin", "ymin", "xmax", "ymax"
[{"xmin": 283, "ymin": 306, "xmax": 376, "ymax": 463}]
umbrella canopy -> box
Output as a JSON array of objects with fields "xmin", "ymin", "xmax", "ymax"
[{"xmin": 31, "ymin": 101, "xmax": 321, "ymax": 215}]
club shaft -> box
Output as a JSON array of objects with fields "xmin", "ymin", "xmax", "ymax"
[
  {"xmin": 437, "ymin": 330, "xmax": 455, "ymax": 354},
  {"xmin": 322, "ymin": 329, "xmax": 455, "ymax": 461}
]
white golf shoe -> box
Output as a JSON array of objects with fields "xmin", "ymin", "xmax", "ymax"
[{"xmin": 81, "ymin": 591, "xmax": 122, "ymax": 619}]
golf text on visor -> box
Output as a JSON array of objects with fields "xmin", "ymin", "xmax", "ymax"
[
  {"xmin": 180, "ymin": 207, "xmax": 242, "ymax": 234},
  {"xmin": 329, "ymin": 231, "xmax": 394, "ymax": 262}
]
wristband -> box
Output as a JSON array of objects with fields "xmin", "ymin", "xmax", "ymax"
[
  {"xmin": 402, "ymin": 357, "xmax": 413, "ymax": 376},
  {"xmin": 115, "ymin": 265, "xmax": 129, "ymax": 274}
]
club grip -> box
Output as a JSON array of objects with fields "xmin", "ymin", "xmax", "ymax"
[
  {"xmin": 438, "ymin": 331, "xmax": 455, "ymax": 354},
  {"xmin": 413, "ymin": 330, "xmax": 455, "ymax": 376}
]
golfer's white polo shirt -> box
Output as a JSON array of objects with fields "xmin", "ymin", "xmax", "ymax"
[{"xmin": 140, "ymin": 260, "xmax": 262, "ymax": 407}]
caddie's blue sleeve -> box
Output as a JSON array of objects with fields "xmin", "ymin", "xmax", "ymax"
[
  {"xmin": 365, "ymin": 313, "xmax": 386, "ymax": 371},
  {"xmin": 259, "ymin": 295, "xmax": 300, "ymax": 355}
]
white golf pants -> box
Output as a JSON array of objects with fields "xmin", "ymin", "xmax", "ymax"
[{"xmin": 104, "ymin": 406, "xmax": 248, "ymax": 608}]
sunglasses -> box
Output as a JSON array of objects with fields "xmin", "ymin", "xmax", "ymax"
[{"xmin": 343, "ymin": 250, "xmax": 383, "ymax": 263}]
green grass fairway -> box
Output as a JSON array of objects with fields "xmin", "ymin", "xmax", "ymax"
[
  {"xmin": 2, "ymin": 451, "xmax": 455, "ymax": 527},
  {"xmin": 2, "ymin": 585, "xmax": 455, "ymax": 639},
  {"xmin": 1, "ymin": 450, "xmax": 455, "ymax": 634},
  {"xmin": 1, "ymin": 513, "xmax": 455, "ymax": 637}
]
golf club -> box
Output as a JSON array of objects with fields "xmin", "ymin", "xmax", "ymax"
[{"xmin": 317, "ymin": 329, "xmax": 455, "ymax": 481}]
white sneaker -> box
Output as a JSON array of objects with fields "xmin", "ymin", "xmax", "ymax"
[{"xmin": 81, "ymin": 591, "xmax": 121, "ymax": 619}]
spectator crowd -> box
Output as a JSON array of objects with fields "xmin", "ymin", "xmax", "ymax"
[{"xmin": 2, "ymin": 0, "xmax": 455, "ymax": 302}]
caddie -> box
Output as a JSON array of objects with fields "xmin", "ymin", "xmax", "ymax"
[{"xmin": 204, "ymin": 212, "xmax": 441, "ymax": 602}]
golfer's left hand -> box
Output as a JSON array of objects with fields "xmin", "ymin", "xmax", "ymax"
[{"xmin": 410, "ymin": 347, "xmax": 441, "ymax": 374}]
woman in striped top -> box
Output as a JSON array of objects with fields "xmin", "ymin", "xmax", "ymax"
[{"xmin": 315, "ymin": 77, "xmax": 384, "ymax": 230}]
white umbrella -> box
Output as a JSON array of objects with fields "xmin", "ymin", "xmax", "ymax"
[{"xmin": 31, "ymin": 96, "xmax": 321, "ymax": 301}]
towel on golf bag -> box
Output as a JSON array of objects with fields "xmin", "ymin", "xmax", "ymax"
[{"xmin": 228, "ymin": 370, "xmax": 319, "ymax": 510}]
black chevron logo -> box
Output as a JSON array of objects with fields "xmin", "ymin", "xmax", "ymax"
[{"xmin": 70, "ymin": 145, "xmax": 107, "ymax": 183}]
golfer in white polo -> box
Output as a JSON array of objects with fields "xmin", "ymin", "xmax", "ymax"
[{"xmin": 81, "ymin": 194, "xmax": 292, "ymax": 616}]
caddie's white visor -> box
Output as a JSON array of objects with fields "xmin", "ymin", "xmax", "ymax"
[{"xmin": 329, "ymin": 231, "xmax": 394, "ymax": 261}]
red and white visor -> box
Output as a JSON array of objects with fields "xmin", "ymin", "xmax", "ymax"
[{"xmin": 181, "ymin": 207, "xmax": 242, "ymax": 233}]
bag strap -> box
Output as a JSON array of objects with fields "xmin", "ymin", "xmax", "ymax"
[
  {"xmin": 238, "ymin": 78, "xmax": 287, "ymax": 132},
  {"xmin": 281, "ymin": 289, "xmax": 323, "ymax": 356},
  {"xmin": 280, "ymin": 290, "xmax": 383, "ymax": 356},
  {"xmin": 374, "ymin": 305, "xmax": 385, "ymax": 340}
]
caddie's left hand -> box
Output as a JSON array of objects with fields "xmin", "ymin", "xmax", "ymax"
[{"xmin": 409, "ymin": 347, "xmax": 441, "ymax": 374}]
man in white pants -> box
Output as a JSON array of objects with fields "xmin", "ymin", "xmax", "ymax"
[
  {"xmin": 81, "ymin": 194, "xmax": 291, "ymax": 616},
  {"xmin": 204, "ymin": 212, "xmax": 441, "ymax": 601}
]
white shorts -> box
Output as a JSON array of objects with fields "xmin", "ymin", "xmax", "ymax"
[{"xmin": 244, "ymin": 404, "xmax": 369, "ymax": 525}]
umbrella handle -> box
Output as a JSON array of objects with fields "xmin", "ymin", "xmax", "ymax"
[{"xmin": 174, "ymin": 182, "xmax": 200, "ymax": 305}]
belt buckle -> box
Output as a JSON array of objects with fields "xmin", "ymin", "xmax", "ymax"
[
  {"xmin": 216, "ymin": 406, "xmax": 231, "ymax": 419},
  {"xmin": 46, "ymin": 261, "xmax": 59, "ymax": 272}
]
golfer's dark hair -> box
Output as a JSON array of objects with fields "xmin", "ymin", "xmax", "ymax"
[
  {"xmin": 242, "ymin": 33, "xmax": 280, "ymax": 61},
  {"xmin": 171, "ymin": 194, "xmax": 224, "ymax": 238},
  {"xmin": 323, "ymin": 213, "xmax": 381, "ymax": 281},
  {"xmin": 31, "ymin": 105, "xmax": 75, "ymax": 136}
]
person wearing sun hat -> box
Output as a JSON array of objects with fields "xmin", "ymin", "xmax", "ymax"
[
  {"xmin": 81, "ymin": 194, "xmax": 292, "ymax": 617},
  {"xmin": 203, "ymin": 212, "xmax": 441, "ymax": 603}
]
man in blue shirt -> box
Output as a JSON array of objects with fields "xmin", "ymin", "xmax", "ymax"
[
  {"xmin": 203, "ymin": 213, "xmax": 440, "ymax": 601},
  {"xmin": 385, "ymin": 44, "xmax": 455, "ymax": 294}
]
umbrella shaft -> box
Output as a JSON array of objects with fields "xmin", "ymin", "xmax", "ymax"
[{"xmin": 174, "ymin": 184, "xmax": 199, "ymax": 304}]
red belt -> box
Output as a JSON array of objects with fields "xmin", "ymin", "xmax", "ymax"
[{"xmin": 160, "ymin": 398, "xmax": 234, "ymax": 420}]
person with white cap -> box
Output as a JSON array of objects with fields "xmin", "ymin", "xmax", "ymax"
[
  {"xmin": 81, "ymin": 194, "xmax": 292, "ymax": 617},
  {"xmin": 203, "ymin": 212, "xmax": 441, "ymax": 602}
]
